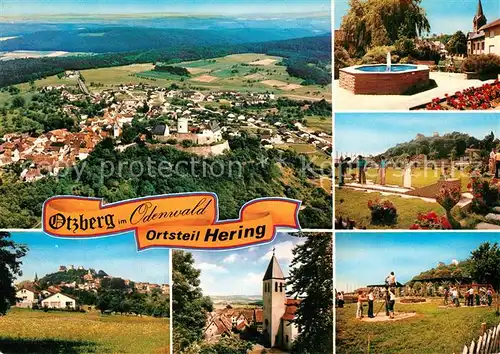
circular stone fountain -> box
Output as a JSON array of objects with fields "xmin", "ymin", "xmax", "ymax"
[{"xmin": 339, "ymin": 53, "xmax": 430, "ymax": 95}]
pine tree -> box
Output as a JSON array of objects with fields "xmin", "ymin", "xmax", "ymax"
[
  {"xmin": 287, "ymin": 233, "xmax": 333, "ymax": 354},
  {"xmin": 0, "ymin": 232, "xmax": 28, "ymax": 315}
]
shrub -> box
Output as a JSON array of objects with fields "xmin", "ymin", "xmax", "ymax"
[
  {"xmin": 410, "ymin": 211, "xmax": 452, "ymax": 229},
  {"xmin": 394, "ymin": 37, "xmax": 416, "ymax": 58},
  {"xmin": 181, "ymin": 139, "xmax": 194, "ymax": 148},
  {"xmin": 368, "ymin": 199, "xmax": 397, "ymax": 225},
  {"xmin": 361, "ymin": 46, "xmax": 396, "ymax": 64},
  {"xmin": 461, "ymin": 54, "xmax": 500, "ymax": 75},
  {"xmin": 468, "ymin": 171, "xmax": 500, "ymax": 213},
  {"xmin": 436, "ymin": 187, "xmax": 461, "ymax": 212}
]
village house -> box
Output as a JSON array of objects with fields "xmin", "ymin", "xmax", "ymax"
[
  {"xmin": 16, "ymin": 285, "xmax": 40, "ymax": 308},
  {"xmin": 467, "ymin": 0, "xmax": 500, "ymax": 55},
  {"xmin": 41, "ymin": 292, "xmax": 77, "ymax": 309}
]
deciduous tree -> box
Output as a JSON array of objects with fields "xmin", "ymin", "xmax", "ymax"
[{"xmin": 0, "ymin": 231, "xmax": 28, "ymax": 315}]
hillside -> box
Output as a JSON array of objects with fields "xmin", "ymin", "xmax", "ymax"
[
  {"xmin": 410, "ymin": 260, "xmax": 471, "ymax": 282},
  {"xmin": 0, "ymin": 135, "xmax": 332, "ymax": 229},
  {"xmin": 382, "ymin": 131, "xmax": 497, "ymax": 160}
]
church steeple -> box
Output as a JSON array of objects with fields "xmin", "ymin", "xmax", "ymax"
[
  {"xmin": 263, "ymin": 248, "xmax": 285, "ymax": 281},
  {"xmin": 262, "ymin": 251, "xmax": 286, "ymax": 348},
  {"xmin": 473, "ymin": 0, "xmax": 487, "ymax": 32}
]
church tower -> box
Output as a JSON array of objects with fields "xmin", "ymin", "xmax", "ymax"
[
  {"xmin": 262, "ymin": 248, "xmax": 286, "ymax": 348},
  {"xmin": 473, "ymin": 0, "xmax": 487, "ymax": 32}
]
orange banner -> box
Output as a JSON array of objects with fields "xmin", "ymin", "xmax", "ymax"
[{"xmin": 43, "ymin": 193, "xmax": 301, "ymax": 250}]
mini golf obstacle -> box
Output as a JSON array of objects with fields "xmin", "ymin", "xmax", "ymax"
[{"xmin": 340, "ymin": 178, "xmax": 472, "ymax": 206}]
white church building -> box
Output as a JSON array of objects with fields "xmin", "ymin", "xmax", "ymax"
[{"xmin": 262, "ymin": 251, "xmax": 300, "ymax": 350}]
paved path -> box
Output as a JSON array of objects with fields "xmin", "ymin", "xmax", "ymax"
[{"xmin": 335, "ymin": 72, "xmax": 497, "ymax": 111}]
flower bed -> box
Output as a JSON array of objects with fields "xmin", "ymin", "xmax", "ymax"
[
  {"xmin": 368, "ymin": 199, "xmax": 397, "ymax": 225},
  {"xmin": 424, "ymin": 80, "xmax": 500, "ymax": 110},
  {"xmin": 410, "ymin": 211, "xmax": 452, "ymax": 229}
]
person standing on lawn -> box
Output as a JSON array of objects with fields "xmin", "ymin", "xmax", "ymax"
[
  {"xmin": 495, "ymin": 149, "xmax": 500, "ymax": 179},
  {"xmin": 444, "ymin": 288, "xmax": 449, "ymax": 305},
  {"xmin": 468, "ymin": 287, "xmax": 475, "ymax": 307},
  {"xmin": 403, "ymin": 157, "xmax": 413, "ymax": 188},
  {"xmin": 490, "ymin": 148, "xmax": 496, "ymax": 175},
  {"xmin": 339, "ymin": 157, "xmax": 351, "ymax": 188},
  {"xmin": 378, "ymin": 156, "xmax": 387, "ymax": 186},
  {"xmin": 356, "ymin": 290, "xmax": 366, "ymax": 319},
  {"xmin": 357, "ymin": 155, "xmax": 367, "ymax": 184},
  {"xmin": 368, "ymin": 289, "xmax": 375, "ymax": 318},
  {"xmin": 487, "ymin": 288, "xmax": 493, "ymax": 307},
  {"xmin": 388, "ymin": 287, "xmax": 396, "ymax": 319}
]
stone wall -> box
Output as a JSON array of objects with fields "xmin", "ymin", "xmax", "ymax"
[
  {"xmin": 181, "ymin": 140, "xmax": 230, "ymax": 157},
  {"xmin": 339, "ymin": 69, "xmax": 430, "ymax": 95}
]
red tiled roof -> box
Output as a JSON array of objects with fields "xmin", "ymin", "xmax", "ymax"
[{"xmin": 282, "ymin": 298, "xmax": 301, "ymax": 321}]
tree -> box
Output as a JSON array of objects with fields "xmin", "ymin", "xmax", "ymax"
[
  {"xmin": 466, "ymin": 242, "xmax": 500, "ymax": 292},
  {"xmin": 286, "ymin": 233, "xmax": 333, "ymax": 354},
  {"xmin": 341, "ymin": 0, "xmax": 430, "ymax": 55},
  {"xmin": 0, "ymin": 231, "xmax": 28, "ymax": 315},
  {"xmin": 446, "ymin": 31, "xmax": 467, "ymax": 55},
  {"xmin": 11, "ymin": 95, "xmax": 25, "ymax": 109},
  {"xmin": 173, "ymin": 250, "xmax": 213, "ymax": 353}
]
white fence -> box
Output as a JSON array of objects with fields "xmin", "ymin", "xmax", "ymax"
[{"xmin": 460, "ymin": 323, "xmax": 500, "ymax": 354}]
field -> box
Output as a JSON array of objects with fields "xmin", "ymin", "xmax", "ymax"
[
  {"xmin": 12, "ymin": 54, "xmax": 331, "ymax": 102},
  {"xmin": 305, "ymin": 115, "xmax": 332, "ymax": 134},
  {"xmin": 337, "ymin": 167, "xmax": 470, "ymax": 191},
  {"xmin": 336, "ymin": 299, "xmax": 499, "ymax": 354},
  {"xmin": 0, "ymin": 308, "xmax": 170, "ymax": 354}
]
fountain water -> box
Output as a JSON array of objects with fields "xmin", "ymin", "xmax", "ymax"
[{"xmin": 386, "ymin": 52, "xmax": 392, "ymax": 71}]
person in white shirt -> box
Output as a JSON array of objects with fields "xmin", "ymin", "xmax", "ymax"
[
  {"xmin": 385, "ymin": 271, "xmax": 396, "ymax": 286},
  {"xmin": 468, "ymin": 287, "xmax": 475, "ymax": 307},
  {"xmin": 452, "ymin": 287, "xmax": 459, "ymax": 307},
  {"xmin": 368, "ymin": 289, "xmax": 375, "ymax": 318}
]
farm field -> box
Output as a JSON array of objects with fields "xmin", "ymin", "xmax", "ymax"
[
  {"xmin": 0, "ymin": 308, "xmax": 170, "ymax": 354},
  {"xmin": 10, "ymin": 54, "xmax": 330, "ymax": 102},
  {"xmin": 336, "ymin": 299, "xmax": 499, "ymax": 354},
  {"xmin": 305, "ymin": 115, "xmax": 332, "ymax": 134}
]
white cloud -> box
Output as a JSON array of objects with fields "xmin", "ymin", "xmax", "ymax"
[
  {"xmin": 451, "ymin": 259, "xmax": 459, "ymax": 265},
  {"xmin": 260, "ymin": 241, "xmax": 296, "ymax": 263},
  {"xmin": 222, "ymin": 253, "xmax": 238, "ymax": 264},
  {"xmin": 197, "ymin": 262, "xmax": 228, "ymax": 273}
]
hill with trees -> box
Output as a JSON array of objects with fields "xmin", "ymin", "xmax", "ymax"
[
  {"xmin": 382, "ymin": 131, "xmax": 498, "ymax": 160},
  {"xmin": 0, "ymin": 134, "xmax": 332, "ymax": 229},
  {"xmin": 409, "ymin": 242, "xmax": 500, "ymax": 291}
]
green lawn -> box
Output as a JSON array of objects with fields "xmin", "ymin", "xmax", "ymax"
[
  {"xmin": 0, "ymin": 308, "xmax": 170, "ymax": 353},
  {"xmin": 335, "ymin": 188, "xmax": 445, "ymax": 229},
  {"xmin": 337, "ymin": 167, "xmax": 470, "ymax": 192},
  {"xmin": 336, "ymin": 300, "xmax": 499, "ymax": 354}
]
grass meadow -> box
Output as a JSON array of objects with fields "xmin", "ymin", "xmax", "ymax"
[
  {"xmin": 0, "ymin": 308, "xmax": 170, "ymax": 354},
  {"xmin": 336, "ymin": 299, "xmax": 499, "ymax": 354}
]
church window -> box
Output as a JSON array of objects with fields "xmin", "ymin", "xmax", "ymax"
[
  {"xmin": 275, "ymin": 282, "xmax": 278, "ymax": 292},
  {"xmin": 286, "ymin": 335, "xmax": 289, "ymax": 343},
  {"xmin": 482, "ymin": 42, "xmax": 485, "ymax": 50},
  {"xmin": 280, "ymin": 283, "xmax": 283, "ymax": 292}
]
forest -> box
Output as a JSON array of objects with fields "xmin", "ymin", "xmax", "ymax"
[
  {"xmin": 0, "ymin": 135, "xmax": 332, "ymax": 229},
  {"xmin": 0, "ymin": 35, "xmax": 331, "ymax": 87}
]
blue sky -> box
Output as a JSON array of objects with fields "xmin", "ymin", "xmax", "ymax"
[
  {"xmin": 335, "ymin": 113, "xmax": 499, "ymax": 156},
  {"xmin": 335, "ymin": 0, "xmax": 500, "ymax": 34},
  {"xmin": 2, "ymin": 0, "xmax": 330, "ymax": 15},
  {"xmin": 10, "ymin": 231, "xmax": 170, "ymax": 285},
  {"xmin": 188, "ymin": 232, "xmax": 321, "ymax": 296},
  {"xmin": 336, "ymin": 232, "xmax": 500, "ymax": 292}
]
